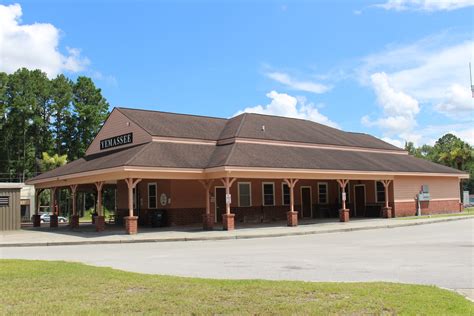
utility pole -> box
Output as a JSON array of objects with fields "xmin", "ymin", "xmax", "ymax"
[{"xmin": 470, "ymin": 62, "xmax": 474, "ymax": 98}]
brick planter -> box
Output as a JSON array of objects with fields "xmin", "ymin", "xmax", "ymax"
[
  {"xmin": 50, "ymin": 215, "xmax": 58, "ymax": 228},
  {"xmin": 339, "ymin": 209, "xmax": 350, "ymax": 222},
  {"xmin": 70, "ymin": 215, "xmax": 80, "ymax": 229},
  {"xmin": 222, "ymin": 213, "xmax": 235, "ymax": 231},
  {"xmin": 287, "ymin": 211, "xmax": 298, "ymax": 227},
  {"xmin": 382, "ymin": 207, "xmax": 392, "ymax": 218},
  {"xmin": 95, "ymin": 215, "xmax": 105, "ymax": 232},
  {"xmin": 125, "ymin": 216, "xmax": 138, "ymax": 235},
  {"xmin": 202, "ymin": 213, "xmax": 214, "ymax": 230},
  {"xmin": 32, "ymin": 214, "xmax": 41, "ymax": 227}
]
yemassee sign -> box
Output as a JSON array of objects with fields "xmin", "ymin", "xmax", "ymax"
[{"xmin": 100, "ymin": 133, "xmax": 133, "ymax": 150}]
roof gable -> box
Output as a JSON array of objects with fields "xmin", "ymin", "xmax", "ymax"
[{"xmin": 85, "ymin": 108, "xmax": 152, "ymax": 156}]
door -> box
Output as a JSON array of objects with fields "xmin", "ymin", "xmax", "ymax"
[
  {"xmin": 354, "ymin": 185, "xmax": 366, "ymax": 216},
  {"xmin": 215, "ymin": 187, "xmax": 226, "ymax": 222},
  {"xmin": 301, "ymin": 187, "xmax": 312, "ymax": 218},
  {"xmin": 133, "ymin": 185, "xmax": 140, "ymax": 217}
]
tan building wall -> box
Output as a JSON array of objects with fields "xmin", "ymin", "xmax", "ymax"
[
  {"xmin": 393, "ymin": 176, "xmax": 460, "ymax": 201},
  {"xmin": 393, "ymin": 176, "xmax": 461, "ymax": 216},
  {"xmin": 86, "ymin": 109, "xmax": 152, "ymax": 156},
  {"xmin": 0, "ymin": 188, "xmax": 21, "ymax": 231}
]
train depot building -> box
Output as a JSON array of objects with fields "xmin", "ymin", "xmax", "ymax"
[{"xmin": 27, "ymin": 107, "xmax": 468, "ymax": 234}]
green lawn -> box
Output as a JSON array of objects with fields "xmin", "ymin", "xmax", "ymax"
[
  {"xmin": 1, "ymin": 260, "xmax": 472, "ymax": 315},
  {"xmin": 396, "ymin": 207, "xmax": 474, "ymax": 220},
  {"xmin": 79, "ymin": 208, "xmax": 114, "ymax": 223}
]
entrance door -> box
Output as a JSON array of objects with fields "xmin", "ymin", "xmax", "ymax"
[
  {"xmin": 215, "ymin": 187, "xmax": 226, "ymax": 222},
  {"xmin": 133, "ymin": 186, "xmax": 140, "ymax": 217},
  {"xmin": 301, "ymin": 187, "xmax": 312, "ymax": 218},
  {"xmin": 354, "ymin": 185, "xmax": 366, "ymax": 216}
]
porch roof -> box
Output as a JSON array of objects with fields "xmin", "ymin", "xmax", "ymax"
[{"xmin": 28, "ymin": 140, "xmax": 467, "ymax": 185}]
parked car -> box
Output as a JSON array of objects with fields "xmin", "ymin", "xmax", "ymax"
[{"xmin": 40, "ymin": 214, "xmax": 67, "ymax": 223}]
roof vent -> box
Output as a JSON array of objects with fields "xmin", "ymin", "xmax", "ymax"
[{"xmin": 261, "ymin": 125, "xmax": 265, "ymax": 132}]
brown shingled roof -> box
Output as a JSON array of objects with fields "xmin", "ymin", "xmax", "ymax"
[
  {"xmin": 117, "ymin": 107, "xmax": 227, "ymax": 140},
  {"xmin": 209, "ymin": 143, "xmax": 465, "ymax": 174},
  {"xmin": 28, "ymin": 107, "xmax": 466, "ymax": 183}
]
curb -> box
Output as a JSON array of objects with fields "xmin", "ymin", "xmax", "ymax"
[{"xmin": 1, "ymin": 216, "xmax": 472, "ymax": 248}]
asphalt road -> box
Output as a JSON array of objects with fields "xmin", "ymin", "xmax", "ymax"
[{"xmin": 1, "ymin": 219, "xmax": 473, "ymax": 291}]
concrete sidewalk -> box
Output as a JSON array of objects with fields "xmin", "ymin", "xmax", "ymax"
[{"xmin": 1, "ymin": 216, "xmax": 472, "ymax": 247}]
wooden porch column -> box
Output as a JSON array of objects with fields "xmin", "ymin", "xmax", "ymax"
[
  {"xmin": 32, "ymin": 189, "xmax": 43, "ymax": 227},
  {"xmin": 381, "ymin": 180, "xmax": 393, "ymax": 218},
  {"xmin": 49, "ymin": 187, "xmax": 58, "ymax": 228},
  {"xmin": 70, "ymin": 185, "xmax": 79, "ymax": 229},
  {"xmin": 220, "ymin": 176, "xmax": 236, "ymax": 230},
  {"xmin": 284, "ymin": 179, "xmax": 299, "ymax": 226},
  {"xmin": 337, "ymin": 179, "xmax": 350, "ymax": 222},
  {"xmin": 124, "ymin": 178, "xmax": 142, "ymax": 234},
  {"xmin": 199, "ymin": 179, "xmax": 214, "ymax": 230},
  {"xmin": 94, "ymin": 182, "xmax": 105, "ymax": 232}
]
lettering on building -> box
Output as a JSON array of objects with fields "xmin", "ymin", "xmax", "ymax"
[{"xmin": 100, "ymin": 133, "xmax": 133, "ymax": 150}]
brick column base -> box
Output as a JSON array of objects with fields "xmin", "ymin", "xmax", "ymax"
[
  {"xmin": 222, "ymin": 213, "xmax": 235, "ymax": 231},
  {"xmin": 287, "ymin": 211, "xmax": 298, "ymax": 227},
  {"xmin": 382, "ymin": 207, "xmax": 392, "ymax": 218},
  {"xmin": 95, "ymin": 215, "xmax": 105, "ymax": 232},
  {"xmin": 50, "ymin": 214, "xmax": 58, "ymax": 227},
  {"xmin": 339, "ymin": 209, "xmax": 350, "ymax": 222},
  {"xmin": 70, "ymin": 215, "xmax": 80, "ymax": 229},
  {"xmin": 459, "ymin": 203, "xmax": 464, "ymax": 212},
  {"xmin": 203, "ymin": 213, "xmax": 214, "ymax": 230},
  {"xmin": 125, "ymin": 216, "xmax": 138, "ymax": 235},
  {"xmin": 32, "ymin": 214, "xmax": 41, "ymax": 227}
]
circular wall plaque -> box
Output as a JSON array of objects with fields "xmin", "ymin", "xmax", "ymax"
[{"xmin": 160, "ymin": 193, "xmax": 167, "ymax": 206}]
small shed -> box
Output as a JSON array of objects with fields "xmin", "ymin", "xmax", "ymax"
[{"xmin": 0, "ymin": 183, "xmax": 23, "ymax": 231}]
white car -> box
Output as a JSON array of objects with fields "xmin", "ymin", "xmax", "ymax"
[{"xmin": 40, "ymin": 214, "xmax": 68, "ymax": 223}]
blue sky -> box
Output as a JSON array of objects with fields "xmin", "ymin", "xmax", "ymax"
[{"xmin": 0, "ymin": 0, "xmax": 473, "ymax": 147}]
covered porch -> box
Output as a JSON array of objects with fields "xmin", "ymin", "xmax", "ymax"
[{"xmin": 28, "ymin": 166, "xmax": 395, "ymax": 235}]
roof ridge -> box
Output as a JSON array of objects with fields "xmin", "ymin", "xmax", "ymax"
[
  {"xmin": 222, "ymin": 142, "xmax": 238, "ymax": 166},
  {"xmin": 234, "ymin": 113, "xmax": 248, "ymax": 138},
  {"xmin": 117, "ymin": 106, "xmax": 228, "ymax": 121},
  {"xmin": 124, "ymin": 142, "xmax": 152, "ymax": 165},
  {"xmin": 243, "ymin": 112, "xmax": 342, "ymax": 132}
]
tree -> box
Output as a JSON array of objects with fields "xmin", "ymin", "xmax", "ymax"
[
  {"xmin": 0, "ymin": 69, "xmax": 109, "ymax": 181},
  {"xmin": 51, "ymin": 74, "xmax": 73, "ymax": 155},
  {"xmin": 70, "ymin": 77, "xmax": 109, "ymax": 160},
  {"xmin": 38, "ymin": 152, "xmax": 68, "ymax": 172}
]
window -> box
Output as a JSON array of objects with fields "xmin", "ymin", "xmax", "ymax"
[
  {"xmin": 262, "ymin": 182, "xmax": 275, "ymax": 206},
  {"xmin": 318, "ymin": 183, "xmax": 328, "ymax": 204},
  {"xmin": 375, "ymin": 181, "xmax": 385, "ymax": 203},
  {"xmin": 238, "ymin": 182, "xmax": 251, "ymax": 207},
  {"xmin": 338, "ymin": 184, "xmax": 350, "ymax": 203},
  {"xmin": 282, "ymin": 183, "xmax": 290, "ymax": 205},
  {"xmin": 148, "ymin": 183, "xmax": 157, "ymax": 209}
]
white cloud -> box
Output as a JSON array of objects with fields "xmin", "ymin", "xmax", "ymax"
[
  {"xmin": 435, "ymin": 84, "xmax": 474, "ymax": 120},
  {"xmin": 234, "ymin": 90, "xmax": 339, "ymax": 128},
  {"xmin": 379, "ymin": 124, "xmax": 474, "ymax": 147},
  {"xmin": 362, "ymin": 72, "xmax": 419, "ymax": 135},
  {"xmin": 370, "ymin": 72, "xmax": 420, "ymax": 117},
  {"xmin": 266, "ymin": 71, "xmax": 331, "ymax": 94},
  {"xmin": 0, "ymin": 3, "xmax": 89, "ymax": 77},
  {"xmin": 375, "ymin": 0, "xmax": 474, "ymax": 11},
  {"xmin": 452, "ymin": 127, "xmax": 474, "ymax": 145},
  {"xmin": 381, "ymin": 137, "xmax": 404, "ymax": 148},
  {"xmin": 358, "ymin": 34, "xmax": 474, "ymax": 145}
]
